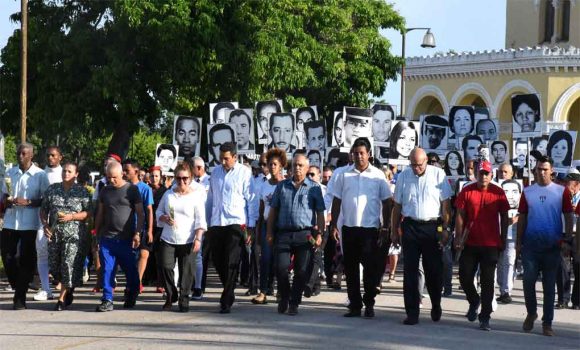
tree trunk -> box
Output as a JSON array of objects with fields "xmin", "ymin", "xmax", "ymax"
[{"xmin": 106, "ymin": 119, "xmax": 132, "ymax": 160}]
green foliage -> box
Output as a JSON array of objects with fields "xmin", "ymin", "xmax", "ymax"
[
  {"xmin": 127, "ymin": 128, "xmax": 167, "ymax": 168},
  {"xmin": 0, "ymin": 0, "xmax": 404, "ymax": 161}
]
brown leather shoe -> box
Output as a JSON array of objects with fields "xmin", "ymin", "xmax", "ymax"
[
  {"xmin": 542, "ymin": 325, "xmax": 554, "ymax": 337},
  {"xmin": 523, "ymin": 313, "xmax": 537, "ymax": 332}
]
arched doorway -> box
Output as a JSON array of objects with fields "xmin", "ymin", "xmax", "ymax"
[
  {"xmin": 458, "ymin": 94, "xmax": 487, "ymax": 108},
  {"xmin": 412, "ymin": 96, "xmax": 444, "ymax": 120},
  {"xmin": 567, "ymin": 97, "xmax": 580, "ymax": 158}
]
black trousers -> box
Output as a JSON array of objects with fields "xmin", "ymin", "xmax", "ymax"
[
  {"xmin": 201, "ymin": 234, "xmax": 211, "ymax": 292},
  {"xmin": 1, "ymin": 229, "xmax": 37, "ymax": 303},
  {"xmin": 556, "ymin": 254, "xmax": 572, "ymax": 304},
  {"xmin": 401, "ymin": 219, "xmax": 443, "ymax": 320},
  {"xmin": 458, "ymin": 245, "xmax": 499, "ymax": 320},
  {"xmin": 306, "ymin": 229, "xmax": 328, "ymax": 292},
  {"xmin": 342, "ymin": 226, "xmax": 380, "ymax": 310},
  {"xmin": 275, "ymin": 230, "xmax": 313, "ymax": 307},
  {"xmin": 246, "ymin": 239, "xmax": 259, "ymax": 292},
  {"xmin": 572, "ymin": 257, "xmax": 579, "ymax": 307},
  {"xmin": 323, "ymin": 227, "xmax": 337, "ymax": 283},
  {"xmin": 157, "ymin": 240, "xmax": 195, "ymax": 302},
  {"xmin": 209, "ymin": 225, "xmax": 243, "ymax": 308}
]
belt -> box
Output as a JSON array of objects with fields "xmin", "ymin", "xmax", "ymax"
[{"xmin": 405, "ymin": 217, "xmax": 440, "ymax": 224}]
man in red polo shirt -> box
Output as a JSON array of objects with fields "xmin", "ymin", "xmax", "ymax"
[{"xmin": 455, "ymin": 160, "xmax": 509, "ymax": 331}]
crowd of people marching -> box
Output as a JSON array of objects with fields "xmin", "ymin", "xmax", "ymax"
[{"xmin": 0, "ymin": 138, "xmax": 578, "ymax": 337}]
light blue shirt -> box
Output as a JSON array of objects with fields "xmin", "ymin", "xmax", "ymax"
[
  {"xmin": 207, "ymin": 163, "xmax": 256, "ymax": 227},
  {"xmin": 3, "ymin": 164, "xmax": 50, "ymax": 231}
]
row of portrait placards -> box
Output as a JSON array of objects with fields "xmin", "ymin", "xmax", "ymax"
[{"xmin": 153, "ymin": 93, "xmax": 577, "ymax": 175}]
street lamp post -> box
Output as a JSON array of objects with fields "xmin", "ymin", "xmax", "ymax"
[{"xmin": 400, "ymin": 28, "xmax": 436, "ymax": 119}]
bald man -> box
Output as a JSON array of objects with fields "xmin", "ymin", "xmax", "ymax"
[
  {"xmin": 391, "ymin": 147, "xmax": 452, "ymax": 325},
  {"xmin": 94, "ymin": 161, "xmax": 145, "ymax": 312},
  {"xmin": 496, "ymin": 163, "xmax": 514, "ymax": 182},
  {"xmin": 266, "ymin": 153, "xmax": 325, "ymax": 316}
]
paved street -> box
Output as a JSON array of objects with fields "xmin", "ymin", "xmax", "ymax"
[{"xmin": 0, "ymin": 271, "xmax": 578, "ymax": 350}]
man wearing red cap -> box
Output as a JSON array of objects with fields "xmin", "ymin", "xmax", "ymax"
[{"xmin": 454, "ymin": 160, "xmax": 510, "ymax": 331}]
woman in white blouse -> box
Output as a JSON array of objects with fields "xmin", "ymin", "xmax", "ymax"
[{"xmin": 156, "ymin": 164, "xmax": 206, "ymax": 312}]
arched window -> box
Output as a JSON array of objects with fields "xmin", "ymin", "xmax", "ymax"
[
  {"xmin": 560, "ymin": 0, "xmax": 571, "ymax": 42},
  {"xmin": 543, "ymin": 0, "xmax": 555, "ymax": 43}
]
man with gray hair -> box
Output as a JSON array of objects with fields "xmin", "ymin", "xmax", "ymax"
[
  {"xmin": 1, "ymin": 143, "xmax": 50, "ymax": 310},
  {"xmin": 94, "ymin": 161, "xmax": 144, "ymax": 312},
  {"xmin": 191, "ymin": 156, "xmax": 210, "ymax": 300}
]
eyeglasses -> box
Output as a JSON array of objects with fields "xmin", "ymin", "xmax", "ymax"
[
  {"xmin": 410, "ymin": 161, "xmax": 426, "ymax": 168},
  {"xmin": 175, "ymin": 176, "xmax": 190, "ymax": 182},
  {"xmin": 307, "ymin": 172, "xmax": 316, "ymax": 177}
]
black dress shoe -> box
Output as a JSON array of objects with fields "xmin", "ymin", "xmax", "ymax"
[
  {"xmin": 403, "ymin": 317, "xmax": 419, "ymax": 325},
  {"xmin": 13, "ymin": 300, "xmax": 26, "ymax": 310},
  {"xmin": 219, "ymin": 305, "xmax": 231, "ymax": 314},
  {"xmin": 65, "ymin": 289, "xmax": 74, "ymax": 307},
  {"xmin": 344, "ymin": 309, "xmax": 362, "ymax": 317},
  {"xmin": 55, "ymin": 301, "xmax": 65, "ymax": 311},
  {"xmin": 162, "ymin": 301, "xmax": 172, "ymax": 311},
  {"xmin": 303, "ymin": 286, "xmax": 312, "ymax": 298},
  {"xmin": 364, "ymin": 307, "xmax": 375, "ymax": 318},
  {"xmin": 278, "ymin": 299, "xmax": 289, "ymax": 314},
  {"xmin": 431, "ymin": 305, "xmax": 442, "ymax": 322},
  {"xmin": 178, "ymin": 297, "xmax": 190, "ymax": 312},
  {"xmin": 287, "ymin": 304, "xmax": 298, "ymax": 316}
]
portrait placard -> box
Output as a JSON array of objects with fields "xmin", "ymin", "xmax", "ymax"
[
  {"xmin": 155, "ymin": 144, "xmax": 179, "ymax": 175},
  {"xmin": 173, "ymin": 115, "xmax": 201, "ymax": 160},
  {"xmin": 255, "ymin": 100, "xmax": 283, "ymax": 145},
  {"xmin": 420, "ymin": 114, "xmax": 448, "ymax": 154},
  {"xmin": 226, "ymin": 108, "xmax": 256, "ymax": 153},
  {"xmin": 207, "ymin": 123, "xmax": 237, "ymax": 169},
  {"xmin": 388, "ymin": 120, "xmax": 420, "ymax": 165},
  {"xmin": 548, "ymin": 130, "xmax": 577, "ymax": 173},
  {"xmin": 511, "ymin": 93, "xmax": 542, "ymax": 138}
]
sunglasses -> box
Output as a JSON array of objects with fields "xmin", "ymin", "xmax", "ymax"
[
  {"xmin": 260, "ymin": 163, "xmax": 267, "ymax": 167},
  {"xmin": 175, "ymin": 176, "xmax": 190, "ymax": 182},
  {"xmin": 307, "ymin": 172, "xmax": 316, "ymax": 177}
]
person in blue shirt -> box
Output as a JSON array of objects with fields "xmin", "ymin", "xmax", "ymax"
[
  {"xmin": 207, "ymin": 142, "xmax": 257, "ymax": 314},
  {"xmin": 122, "ymin": 159, "xmax": 154, "ymax": 294},
  {"xmin": 266, "ymin": 152, "xmax": 325, "ymax": 316}
]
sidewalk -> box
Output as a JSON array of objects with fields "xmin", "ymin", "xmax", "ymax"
[{"xmin": 0, "ymin": 273, "xmax": 578, "ymax": 349}]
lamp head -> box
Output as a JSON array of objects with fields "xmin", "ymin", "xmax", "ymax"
[{"xmin": 421, "ymin": 29, "xmax": 436, "ymax": 48}]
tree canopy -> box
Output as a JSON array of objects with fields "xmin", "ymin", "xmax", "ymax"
[{"xmin": 0, "ymin": 0, "xmax": 404, "ymax": 168}]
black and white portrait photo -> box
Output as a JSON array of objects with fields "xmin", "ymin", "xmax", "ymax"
[
  {"xmin": 443, "ymin": 150, "xmax": 465, "ymax": 176},
  {"xmin": 173, "ymin": 115, "xmax": 201, "ymax": 160},
  {"xmin": 462, "ymin": 135, "xmax": 483, "ymax": 163},
  {"xmin": 226, "ymin": 108, "xmax": 255, "ymax": 152},
  {"xmin": 332, "ymin": 111, "xmax": 344, "ymax": 147},
  {"xmin": 499, "ymin": 179, "xmax": 523, "ymax": 210},
  {"xmin": 256, "ymin": 100, "xmax": 283, "ymax": 145},
  {"xmin": 548, "ymin": 130, "xmax": 577, "ymax": 172},
  {"xmin": 511, "ymin": 93, "xmax": 542, "ymax": 138},
  {"xmin": 474, "ymin": 107, "xmax": 498, "ymax": 142},
  {"xmin": 343, "ymin": 107, "xmax": 372, "ymax": 149},
  {"xmin": 304, "ymin": 120, "xmax": 326, "ymax": 151},
  {"xmin": 490, "ymin": 140, "xmax": 510, "ymax": 168},
  {"xmin": 448, "ymin": 105, "xmax": 475, "ymax": 142},
  {"xmin": 388, "ymin": 120, "xmax": 420, "ymax": 164},
  {"xmin": 207, "ymin": 123, "xmax": 237, "ymax": 169},
  {"xmin": 512, "ymin": 138, "xmax": 528, "ymax": 169},
  {"xmin": 326, "ymin": 147, "xmax": 348, "ymax": 168},
  {"xmin": 307, "ymin": 149, "xmax": 323, "ymax": 173},
  {"xmin": 372, "ymin": 104, "xmax": 395, "ymax": 146},
  {"xmin": 155, "ymin": 144, "xmax": 179, "ymax": 175},
  {"xmin": 268, "ymin": 112, "xmax": 296, "ymax": 153},
  {"xmin": 292, "ymin": 106, "xmax": 318, "ymax": 150},
  {"xmin": 531, "ymin": 135, "xmax": 549, "ymax": 156},
  {"xmin": 210, "ymin": 101, "xmax": 239, "ymax": 124},
  {"xmin": 420, "ymin": 115, "xmax": 448, "ymax": 152}
]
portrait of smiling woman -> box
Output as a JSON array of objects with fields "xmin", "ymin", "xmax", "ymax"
[
  {"xmin": 389, "ymin": 121, "xmax": 419, "ymax": 162},
  {"xmin": 547, "ymin": 130, "xmax": 576, "ymax": 169}
]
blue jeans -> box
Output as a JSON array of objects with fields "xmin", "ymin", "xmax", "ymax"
[
  {"xmin": 99, "ymin": 237, "xmax": 140, "ymax": 302},
  {"xmin": 522, "ymin": 246, "xmax": 560, "ymax": 326},
  {"xmin": 259, "ymin": 223, "xmax": 274, "ymax": 293}
]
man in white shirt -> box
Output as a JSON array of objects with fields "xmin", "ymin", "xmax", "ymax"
[
  {"xmin": 1, "ymin": 143, "xmax": 50, "ymax": 310},
  {"xmin": 391, "ymin": 147, "xmax": 452, "ymax": 325},
  {"xmin": 34, "ymin": 146, "xmax": 63, "ymax": 301},
  {"xmin": 331, "ymin": 137, "xmax": 393, "ymax": 318},
  {"xmin": 191, "ymin": 156, "xmax": 210, "ymax": 300},
  {"xmin": 207, "ymin": 142, "xmax": 256, "ymax": 313}
]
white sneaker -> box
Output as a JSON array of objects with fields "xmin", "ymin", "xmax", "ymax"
[
  {"xmin": 83, "ymin": 268, "xmax": 90, "ymax": 283},
  {"xmin": 492, "ymin": 295, "xmax": 498, "ymax": 311},
  {"xmin": 3, "ymin": 286, "xmax": 13, "ymax": 292},
  {"xmin": 33, "ymin": 290, "xmax": 54, "ymax": 301}
]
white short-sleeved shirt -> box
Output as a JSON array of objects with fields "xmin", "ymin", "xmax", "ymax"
[
  {"xmin": 3, "ymin": 164, "xmax": 50, "ymax": 231},
  {"xmin": 393, "ymin": 165, "xmax": 452, "ymax": 220},
  {"xmin": 259, "ymin": 180, "xmax": 278, "ymax": 220},
  {"xmin": 333, "ymin": 165, "xmax": 392, "ymax": 228}
]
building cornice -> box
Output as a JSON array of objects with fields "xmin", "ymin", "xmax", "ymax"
[{"xmin": 405, "ymin": 46, "xmax": 580, "ymax": 81}]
